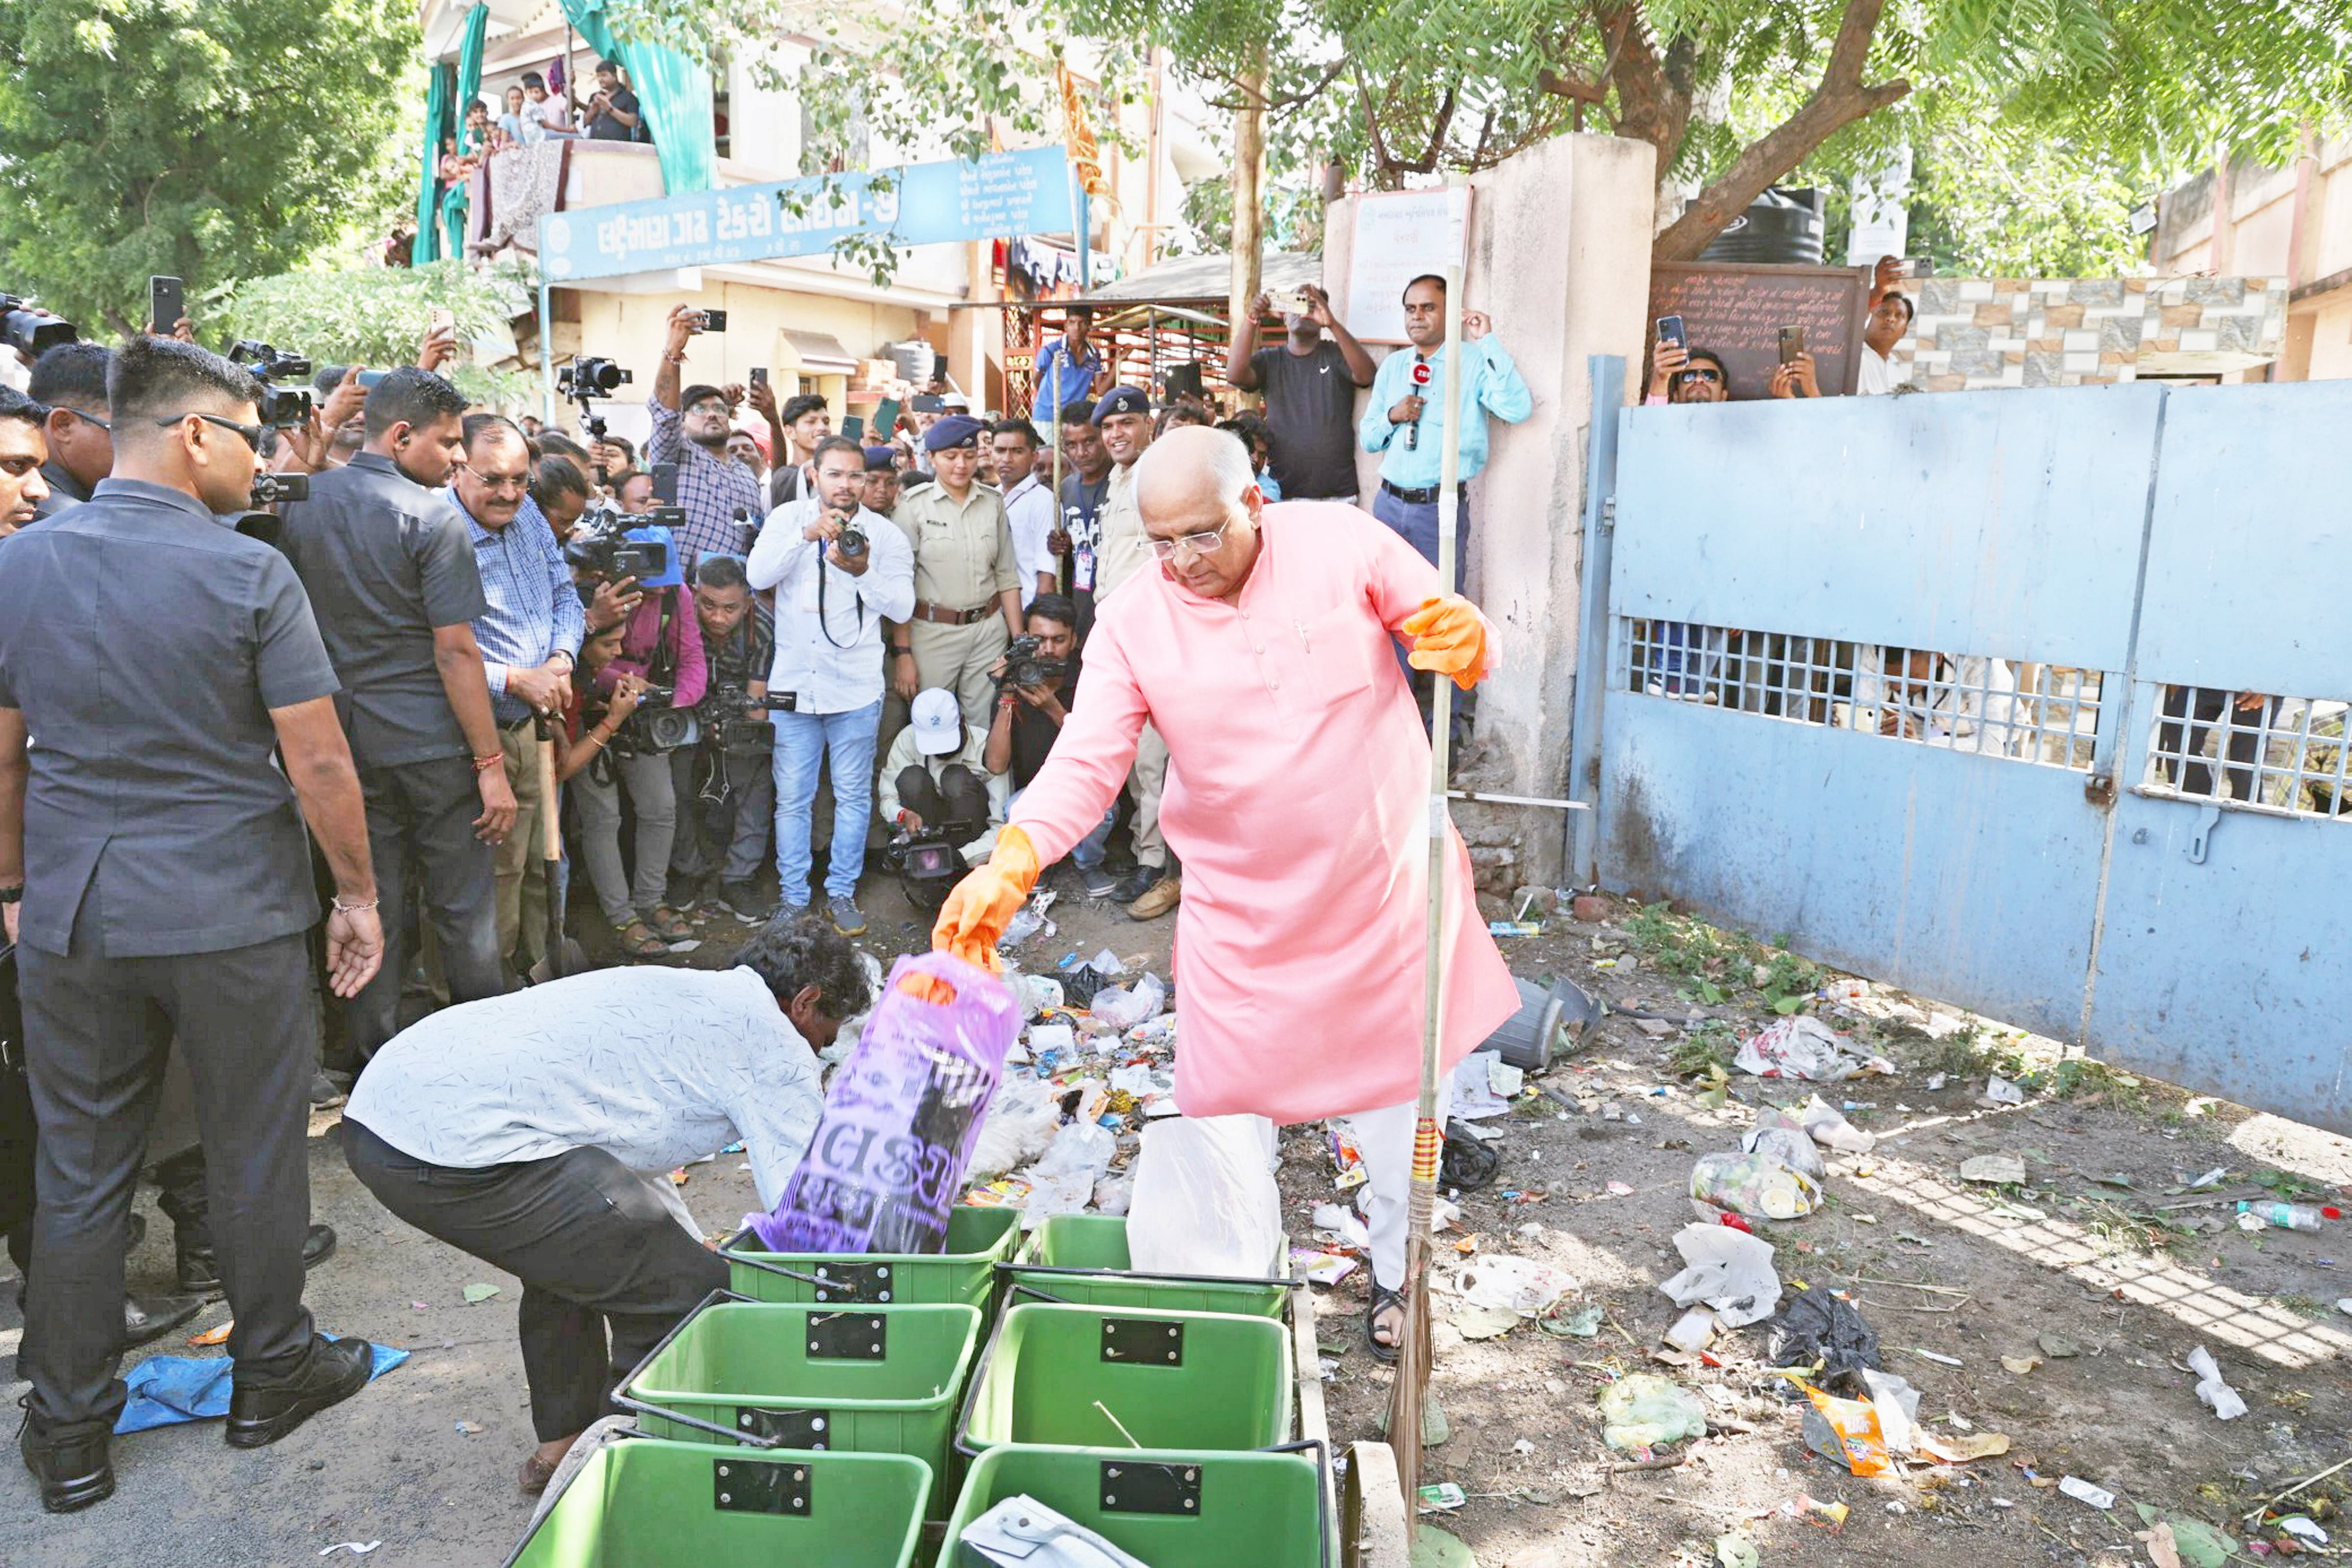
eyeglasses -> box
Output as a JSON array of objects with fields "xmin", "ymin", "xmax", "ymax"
[
  {"xmin": 61, "ymin": 408, "xmax": 110, "ymax": 434},
  {"xmin": 1147, "ymin": 520, "xmax": 1229, "ymax": 561},
  {"xmin": 154, "ymin": 411, "xmax": 263, "ymax": 449},
  {"xmin": 686, "ymin": 400, "xmax": 730, "ymax": 417},
  {"xmin": 458, "ymin": 462, "xmax": 530, "ymax": 493}
]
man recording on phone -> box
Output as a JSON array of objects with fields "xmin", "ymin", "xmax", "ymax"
[
  {"xmin": 647, "ymin": 304, "xmax": 763, "ymax": 566},
  {"xmin": 747, "ymin": 435, "xmax": 914, "ymax": 936}
]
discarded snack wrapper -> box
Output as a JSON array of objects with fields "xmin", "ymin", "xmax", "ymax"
[
  {"xmin": 2058, "ymin": 1475, "xmax": 2116, "ymax": 1509},
  {"xmin": 1732, "ymin": 1016, "xmax": 1893, "ymax": 1082},
  {"xmin": 1330, "ymin": 1128, "xmax": 1369, "ymax": 1190}
]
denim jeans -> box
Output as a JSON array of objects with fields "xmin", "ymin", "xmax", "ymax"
[{"xmin": 773, "ymin": 700, "xmax": 882, "ymax": 904}]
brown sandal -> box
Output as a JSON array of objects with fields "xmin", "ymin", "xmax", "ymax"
[
  {"xmin": 643, "ymin": 904, "xmax": 692, "ymax": 942},
  {"xmin": 613, "ymin": 918, "xmax": 668, "ymax": 958}
]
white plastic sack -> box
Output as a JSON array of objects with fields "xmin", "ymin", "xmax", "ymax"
[
  {"xmin": 967, "ymin": 1085, "xmax": 1062, "ymax": 1179},
  {"xmin": 1127, "ymin": 1115, "xmax": 1283, "ymax": 1278},
  {"xmin": 959, "ymin": 1493, "xmax": 1151, "ymax": 1568},
  {"xmin": 1733, "ymin": 1016, "xmax": 1890, "ymax": 1082},
  {"xmin": 2188, "ymin": 1345, "xmax": 2247, "ymax": 1421},
  {"xmin": 1090, "ymin": 974, "xmax": 1165, "ymax": 1031},
  {"xmin": 1798, "ymin": 1094, "xmax": 1877, "ymax": 1153},
  {"xmin": 1657, "ymin": 1222, "xmax": 1782, "ymax": 1328},
  {"xmin": 1740, "ymin": 1120, "xmax": 1826, "ymax": 1179},
  {"xmin": 1451, "ymin": 1255, "xmax": 1574, "ymax": 1317},
  {"xmin": 1018, "ymin": 1121, "xmax": 1117, "ymax": 1230}
]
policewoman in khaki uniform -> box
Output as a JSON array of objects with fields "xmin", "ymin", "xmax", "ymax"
[{"xmin": 885, "ymin": 415, "xmax": 1023, "ymax": 734}]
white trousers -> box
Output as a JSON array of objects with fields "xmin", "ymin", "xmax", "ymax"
[{"xmin": 1339, "ymin": 1073, "xmax": 1455, "ymax": 1291}]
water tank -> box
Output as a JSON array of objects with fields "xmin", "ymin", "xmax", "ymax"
[{"xmin": 1697, "ymin": 188, "xmax": 1826, "ymax": 265}]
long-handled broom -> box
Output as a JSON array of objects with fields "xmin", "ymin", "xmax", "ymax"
[{"xmin": 1385, "ymin": 260, "xmax": 1468, "ymax": 1515}]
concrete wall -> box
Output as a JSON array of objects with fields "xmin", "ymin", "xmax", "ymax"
[{"xmin": 1324, "ymin": 132, "xmax": 1657, "ymax": 894}]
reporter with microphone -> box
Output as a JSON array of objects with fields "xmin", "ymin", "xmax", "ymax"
[{"xmin": 747, "ymin": 435, "xmax": 913, "ymax": 935}]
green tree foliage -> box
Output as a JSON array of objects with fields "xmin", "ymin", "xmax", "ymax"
[
  {"xmin": 213, "ymin": 260, "xmax": 539, "ymax": 406},
  {"xmin": 0, "ymin": 0, "xmax": 415, "ymax": 335}
]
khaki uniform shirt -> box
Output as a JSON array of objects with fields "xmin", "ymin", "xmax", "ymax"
[
  {"xmin": 1095, "ymin": 460, "xmax": 1155, "ymax": 600},
  {"xmin": 891, "ymin": 482, "xmax": 1019, "ymax": 612}
]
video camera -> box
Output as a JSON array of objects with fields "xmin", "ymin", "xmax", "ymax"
[
  {"xmin": 249, "ymin": 472, "xmax": 309, "ymax": 507},
  {"xmin": 701, "ymin": 682, "xmax": 774, "ymax": 753},
  {"xmin": 885, "ymin": 827, "xmax": 965, "ymax": 917},
  {"xmin": 564, "ymin": 456, "xmax": 686, "ymax": 588},
  {"xmin": 0, "ymin": 295, "xmax": 75, "ymax": 359},
  {"xmin": 995, "ymin": 634, "xmax": 1068, "ymax": 693},
  {"xmin": 228, "ymin": 340, "xmax": 315, "ymax": 428},
  {"xmin": 608, "ymin": 685, "xmax": 698, "ymax": 756}
]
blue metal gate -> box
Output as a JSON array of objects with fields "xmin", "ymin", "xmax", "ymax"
[{"xmin": 1592, "ymin": 377, "xmax": 2352, "ymax": 1131}]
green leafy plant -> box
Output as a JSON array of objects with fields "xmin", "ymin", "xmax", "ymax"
[
  {"xmin": 210, "ymin": 261, "xmax": 539, "ymax": 407},
  {"xmin": 0, "ymin": 0, "xmax": 414, "ymax": 334}
]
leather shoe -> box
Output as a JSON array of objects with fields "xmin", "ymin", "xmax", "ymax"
[
  {"xmin": 225, "ymin": 1335, "xmax": 373, "ymax": 1448},
  {"xmin": 1126, "ymin": 872, "xmax": 1182, "ymax": 922},
  {"xmin": 177, "ymin": 1222, "xmax": 337, "ymax": 1297},
  {"xmin": 122, "ymin": 1293, "xmax": 203, "ymax": 1350},
  {"xmin": 18, "ymin": 1399, "xmax": 113, "ymax": 1514}
]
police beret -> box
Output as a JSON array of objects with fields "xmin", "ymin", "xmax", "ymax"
[
  {"xmin": 923, "ymin": 414, "xmax": 986, "ymax": 453},
  {"xmin": 1092, "ymin": 386, "xmax": 1149, "ymax": 423},
  {"xmin": 863, "ymin": 444, "xmax": 899, "ymax": 473}
]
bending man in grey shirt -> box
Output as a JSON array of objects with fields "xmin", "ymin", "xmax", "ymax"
[{"xmin": 343, "ymin": 914, "xmax": 871, "ymax": 1495}]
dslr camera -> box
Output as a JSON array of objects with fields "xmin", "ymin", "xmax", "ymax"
[
  {"xmin": 995, "ymin": 634, "xmax": 1067, "ymax": 693},
  {"xmin": 248, "ymin": 472, "xmax": 310, "ymax": 507},
  {"xmin": 701, "ymin": 683, "xmax": 774, "ymax": 753},
  {"xmin": 0, "ymin": 295, "xmax": 75, "ymax": 358},
  {"xmin": 560, "ymin": 357, "xmax": 631, "ymax": 397},
  {"xmin": 228, "ymin": 340, "xmax": 315, "ymax": 428},
  {"xmin": 609, "ymin": 685, "xmax": 697, "ymax": 756}
]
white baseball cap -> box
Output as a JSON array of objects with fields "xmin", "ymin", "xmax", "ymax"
[{"xmin": 910, "ymin": 688, "xmax": 962, "ymax": 754}]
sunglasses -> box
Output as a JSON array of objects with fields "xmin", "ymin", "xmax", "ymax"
[
  {"xmin": 154, "ymin": 411, "xmax": 263, "ymax": 449},
  {"xmin": 1676, "ymin": 367, "xmax": 1723, "ymax": 386}
]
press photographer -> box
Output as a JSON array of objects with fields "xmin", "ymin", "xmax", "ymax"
[
  {"xmin": 876, "ymin": 687, "xmax": 1008, "ymax": 914},
  {"xmin": 665, "ymin": 555, "xmax": 775, "ymax": 925},
  {"xmin": 747, "ymin": 434, "xmax": 914, "ymax": 934},
  {"xmin": 981, "ymin": 593, "xmax": 1117, "ymax": 895},
  {"xmin": 570, "ymin": 501, "xmax": 706, "ymax": 960}
]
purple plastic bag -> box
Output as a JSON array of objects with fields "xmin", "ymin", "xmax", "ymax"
[{"xmin": 746, "ymin": 950, "xmax": 1020, "ymax": 1255}]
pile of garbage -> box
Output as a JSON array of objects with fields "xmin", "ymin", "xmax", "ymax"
[{"xmin": 947, "ymin": 911, "xmax": 1182, "ymax": 1229}]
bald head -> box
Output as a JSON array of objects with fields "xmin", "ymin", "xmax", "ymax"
[{"xmin": 1132, "ymin": 426, "xmax": 1264, "ymax": 602}]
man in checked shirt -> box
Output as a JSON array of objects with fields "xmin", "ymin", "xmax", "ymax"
[{"xmin": 646, "ymin": 305, "xmax": 764, "ymax": 570}]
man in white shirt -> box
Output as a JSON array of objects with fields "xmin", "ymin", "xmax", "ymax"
[
  {"xmin": 878, "ymin": 687, "xmax": 1010, "ymax": 864},
  {"xmin": 1858, "ymin": 256, "xmax": 1911, "ymax": 395},
  {"xmin": 990, "ymin": 417, "xmax": 1057, "ymax": 606},
  {"xmin": 746, "ymin": 434, "xmax": 916, "ymax": 933},
  {"xmin": 342, "ymin": 916, "xmax": 871, "ymax": 1496}
]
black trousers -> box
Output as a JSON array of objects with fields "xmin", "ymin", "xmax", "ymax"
[
  {"xmin": 343, "ymin": 1118, "xmax": 726, "ymax": 1442},
  {"xmin": 2158, "ymin": 687, "xmax": 2277, "ymax": 801},
  {"xmin": 895, "ymin": 762, "xmax": 989, "ymax": 844},
  {"xmin": 351, "ymin": 755, "xmax": 509, "ymax": 1061},
  {"xmin": 21, "ymin": 917, "xmax": 318, "ymax": 1430}
]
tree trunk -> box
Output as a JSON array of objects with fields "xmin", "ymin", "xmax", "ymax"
[
  {"xmin": 1228, "ymin": 52, "xmax": 1269, "ymax": 353},
  {"xmin": 1649, "ymin": 0, "xmax": 1908, "ymax": 260}
]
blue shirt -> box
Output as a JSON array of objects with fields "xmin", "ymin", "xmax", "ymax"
[
  {"xmin": 1357, "ymin": 337, "xmax": 1534, "ymax": 488},
  {"xmin": 456, "ymin": 493, "xmax": 586, "ymax": 724},
  {"xmin": 1030, "ymin": 338, "xmax": 1104, "ymax": 417}
]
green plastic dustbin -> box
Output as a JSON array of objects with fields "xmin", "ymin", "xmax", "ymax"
[
  {"xmin": 721, "ymin": 1206, "xmax": 1019, "ymax": 1309},
  {"xmin": 1001, "ymin": 1214, "xmax": 1291, "ymax": 1318},
  {"xmin": 502, "ymin": 1437, "xmax": 929, "ymax": 1568},
  {"xmin": 956, "ymin": 1303, "xmax": 1293, "ymax": 1456},
  {"xmin": 617, "ymin": 1299, "xmax": 980, "ymax": 1490},
  {"xmin": 940, "ymin": 1444, "xmax": 1327, "ymax": 1568}
]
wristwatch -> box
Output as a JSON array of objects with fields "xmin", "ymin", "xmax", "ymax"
[{"xmin": 0, "ymin": 885, "xmax": 19, "ymax": 904}]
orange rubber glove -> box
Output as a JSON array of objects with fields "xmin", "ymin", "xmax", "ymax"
[
  {"xmin": 928, "ymin": 823, "xmax": 1042, "ymax": 975},
  {"xmin": 1400, "ymin": 595, "xmax": 1489, "ymax": 690}
]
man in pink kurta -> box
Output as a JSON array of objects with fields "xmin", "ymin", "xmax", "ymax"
[{"xmin": 935, "ymin": 425, "xmax": 1519, "ymax": 1356}]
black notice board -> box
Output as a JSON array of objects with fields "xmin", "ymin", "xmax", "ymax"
[{"xmin": 1646, "ymin": 262, "xmax": 1872, "ymax": 400}]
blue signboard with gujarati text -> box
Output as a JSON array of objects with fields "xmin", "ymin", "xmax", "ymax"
[{"xmin": 538, "ymin": 146, "xmax": 1075, "ymax": 282}]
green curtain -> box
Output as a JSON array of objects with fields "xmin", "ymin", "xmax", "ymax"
[
  {"xmin": 558, "ymin": 0, "xmax": 715, "ymax": 194},
  {"xmin": 412, "ymin": 61, "xmax": 453, "ymax": 265},
  {"xmin": 442, "ymin": 2, "xmax": 490, "ymax": 256}
]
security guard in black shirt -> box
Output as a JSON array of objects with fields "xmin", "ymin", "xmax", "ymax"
[{"xmin": 0, "ymin": 336, "xmax": 387, "ymax": 1513}]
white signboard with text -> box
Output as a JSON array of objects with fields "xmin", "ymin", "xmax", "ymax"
[{"xmin": 1344, "ymin": 187, "xmax": 1474, "ymax": 344}]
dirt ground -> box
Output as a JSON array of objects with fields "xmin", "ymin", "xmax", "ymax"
[{"xmin": 6, "ymin": 880, "xmax": 2351, "ymax": 1567}]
